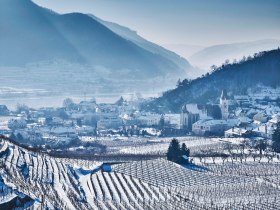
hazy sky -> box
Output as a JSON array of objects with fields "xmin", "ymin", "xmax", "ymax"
[{"xmin": 33, "ymin": 0, "xmax": 280, "ymax": 46}]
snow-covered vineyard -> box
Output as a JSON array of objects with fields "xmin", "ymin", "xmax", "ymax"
[
  {"xmin": 1, "ymin": 137, "xmax": 280, "ymax": 209},
  {"xmin": 113, "ymin": 160, "xmax": 280, "ymax": 209},
  {"xmin": 95, "ymin": 137, "xmax": 228, "ymax": 156}
]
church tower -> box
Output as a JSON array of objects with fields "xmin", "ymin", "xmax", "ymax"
[
  {"xmin": 220, "ymin": 90, "xmax": 229, "ymax": 120},
  {"xmin": 180, "ymin": 104, "xmax": 199, "ymax": 131},
  {"xmin": 180, "ymin": 105, "xmax": 190, "ymax": 130}
]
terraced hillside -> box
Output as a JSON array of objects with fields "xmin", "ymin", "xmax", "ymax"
[
  {"xmin": 0, "ymin": 138, "xmax": 102, "ymax": 209},
  {"xmin": 113, "ymin": 159, "xmax": 280, "ymax": 209},
  {"xmin": 1, "ymin": 136, "xmax": 280, "ymax": 209},
  {"xmin": 0, "ymin": 138, "xmax": 200, "ymax": 209}
]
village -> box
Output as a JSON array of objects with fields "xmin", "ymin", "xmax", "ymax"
[
  {"xmin": 1, "ymin": 89, "xmax": 280, "ymax": 209},
  {"xmin": 0, "ymin": 86, "xmax": 279, "ymax": 151}
]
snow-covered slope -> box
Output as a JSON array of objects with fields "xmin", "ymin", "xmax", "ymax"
[
  {"xmin": 0, "ymin": 138, "xmax": 102, "ymax": 209},
  {"xmin": 1, "ymin": 136, "xmax": 280, "ymax": 209},
  {"xmin": 0, "ymin": 137, "xmax": 184, "ymax": 209}
]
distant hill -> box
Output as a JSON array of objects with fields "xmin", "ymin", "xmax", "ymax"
[
  {"xmin": 143, "ymin": 49, "xmax": 280, "ymax": 113},
  {"xmin": 162, "ymin": 44, "xmax": 205, "ymax": 60},
  {"xmin": 0, "ymin": 0, "xmax": 190, "ymax": 80},
  {"xmin": 189, "ymin": 39, "xmax": 280, "ymax": 71},
  {"xmin": 89, "ymin": 15, "xmax": 195, "ymax": 78}
]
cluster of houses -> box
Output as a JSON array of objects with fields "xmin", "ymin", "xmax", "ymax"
[
  {"xmin": 0, "ymin": 87, "xmax": 279, "ymax": 147},
  {"xmin": 180, "ymin": 89, "xmax": 280, "ymax": 138},
  {"xmin": 0, "ymin": 96, "xmax": 177, "ymax": 146}
]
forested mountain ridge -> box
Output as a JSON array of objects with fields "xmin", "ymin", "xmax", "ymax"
[
  {"xmin": 89, "ymin": 14, "xmax": 195, "ymax": 78},
  {"xmin": 142, "ymin": 48, "xmax": 280, "ymax": 113},
  {"xmin": 0, "ymin": 0, "xmax": 189, "ymax": 79}
]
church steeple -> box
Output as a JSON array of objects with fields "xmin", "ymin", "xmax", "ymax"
[
  {"xmin": 181, "ymin": 104, "xmax": 189, "ymax": 114},
  {"xmin": 220, "ymin": 90, "xmax": 229, "ymax": 120},
  {"xmin": 221, "ymin": 89, "xmax": 228, "ymax": 100}
]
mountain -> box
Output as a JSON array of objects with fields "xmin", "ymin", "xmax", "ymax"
[
  {"xmin": 143, "ymin": 49, "xmax": 280, "ymax": 113},
  {"xmin": 89, "ymin": 15, "xmax": 195, "ymax": 78},
  {"xmin": 0, "ymin": 0, "xmax": 189, "ymax": 81},
  {"xmin": 189, "ymin": 39, "xmax": 280, "ymax": 71},
  {"xmin": 162, "ymin": 44, "xmax": 205, "ymax": 60}
]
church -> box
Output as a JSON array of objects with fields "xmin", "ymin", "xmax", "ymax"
[
  {"xmin": 180, "ymin": 89, "xmax": 231, "ymax": 133},
  {"xmin": 180, "ymin": 104, "xmax": 200, "ymax": 131},
  {"xmin": 220, "ymin": 89, "xmax": 229, "ymax": 120}
]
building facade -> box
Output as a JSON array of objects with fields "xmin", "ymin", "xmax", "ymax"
[
  {"xmin": 180, "ymin": 105, "xmax": 199, "ymax": 131},
  {"xmin": 220, "ymin": 90, "xmax": 229, "ymax": 120},
  {"xmin": 192, "ymin": 119, "xmax": 238, "ymax": 136}
]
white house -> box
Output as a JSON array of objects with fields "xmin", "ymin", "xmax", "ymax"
[
  {"xmin": 97, "ymin": 116, "xmax": 123, "ymax": 129},
  {"xmin": 269, "ymin": 114, "xmax": 280, "ymax": 124},
  {"xmin": 136, "ymin": 114, "xmax": 161, "ymax": 127},
  {"xmin": 164, "ymin": 114, "xmax": 181, "ymax": 129},
  {"xmin": 253, "ymin": 112, "xmax": 268, "ymax": 123},
  {"xmin": 253, "ymin": 124, "xmax": 275, "ymax": 139},
  {"xmin": 225, "ymin": 127, "xmax": 250, "ymax": 138},
  {"xmin": 192, "ymin": 119, "xmax": 238, "ymax": 136}
]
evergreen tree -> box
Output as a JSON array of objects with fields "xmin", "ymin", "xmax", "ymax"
[
  {"xmin": 16, "ymin": 133, "xmax": 24, "ymax": 142},
  {"xmin": 180, "ymin": 143, "xmax": 190, "ymax": 164},
  {"xmin": 63, "ymin": 98, "xmax": 74, "ymax": 110},
  {"xmin": 77, "ymin": 118, "xmax": 82, "ymax": 127},
  {"xmin": 272, "ymin": 122, "xmax": 280, "ymax": 153},
  {"xmin": 255, "ymin": 140, "xmax": 267, "ymax": 156},
  {"xmin": 176, "ymin": 79, "xmax": 182, "ymax": 87},
  {"xmin": 181, "ymin": 143, "xmax": 190, "ymax": 157},
  {"xmin": 167, "ymin": 138, "xmax": 181, "ymax": 162},
  {"xmin": 10, "ymin": 132, "xmax": 16, "ymax": 140},
  {"xmin": 167, "ymin": 139, "xmax": 191, "ymax": 164}
]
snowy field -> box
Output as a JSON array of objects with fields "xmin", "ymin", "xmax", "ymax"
[
  {"xmin": 1, "ymin": 136, "xmax": 280, "ymax": 209},
  {"xmin": 94, "ymin": 137, "xmax": 244, "ymax": 156},
  {"xmin": 113, "ymin": 159, "xmax": 280, "ymax": 209}
]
